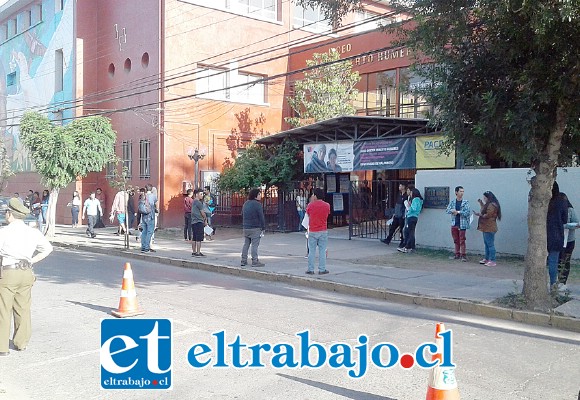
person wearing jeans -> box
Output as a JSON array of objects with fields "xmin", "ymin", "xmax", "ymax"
[
  {"xmin": 546, "ymin": 182, "xmax": 567, "ymax": 289},
  {"xmin": 446, "ymin": 186, "xmax": 471, "ymax": 261},
  {"xmin": 557, "ymin": 192, "xmax": 578, "ymax": 290},
  {"xmin": 241, "ymin": 189, "xmax": 265, "ymax": 267},
  {"xmin": 475, "ymin": 191, "xmax": 502, "ymax": 267},
  {"xmin": 140, "ymin": 184, "xmax": 158, "ymax": 253},
  {"xmin": 81, "ymin": 192, "xmax": 102, "ymax": 239},
  {"xmin": 397, "ymin": 188, "xmax": 423, "ymax": 253},
  {"xmin": 305, "ymin": 188, "xmax": 330, "ymax": 275}
]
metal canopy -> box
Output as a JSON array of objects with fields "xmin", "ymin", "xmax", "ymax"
[{"xmin": 255, "ymin": 116, "xmax": 442, "ymax": 146}]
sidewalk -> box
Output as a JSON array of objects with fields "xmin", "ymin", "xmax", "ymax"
[{"xmin": 48, "ymin": 224, "xmax": 580, "ymax": 332}]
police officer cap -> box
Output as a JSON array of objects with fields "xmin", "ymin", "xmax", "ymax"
[{"xmin": 8, "ymin": 198, "xmax": 30, "ymax": 217}]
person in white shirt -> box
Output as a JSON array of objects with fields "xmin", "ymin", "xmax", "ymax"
[
  {"xmin": 0, "ymin": 198, "xmax": 53, "ymax": 355},
  {"xmin": 82, "ymin": 192, "xmax": 103, "ymax": 238}
]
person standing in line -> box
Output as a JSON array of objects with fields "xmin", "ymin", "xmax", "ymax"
[
  {"xmin": 203, "ymin": 186, "xmax": 215, "ymax": 241},
  {"xmin": 474, "ymin": 191, "xmax": 502, "ymax": 267},
  {"xmin": 446, "ymin": 186, "xmax": 471, "ymax": 261},
  {"xmin": 40, "ymin": 190, "xmax": 49, "ymax": 226},
  {"xmin": 558, "ymin": 192, "xmax": 578, "ymax": 291},
  {"xmin": 94, "ymin": 188, "xmax": 106, "ymax": 228},
  {"xmin": 151, "ymin": 185, "xmax": 159, "ymax": 244},
  {"xmin": 546, "ymin": 182, "xmax": 567, "ymax": 291},
  {"xmin": 81, "ymin": 192, "xmax": 102, "ymax": 239},
  {"xmin": 382, "ymin": 183, "xmax": 408, "ymax": 246},
  {"xmin": 126, "ymin": 189, "xmax": 136, "ymax": 233},
  {"xmin": 241, "ymin": 188, "xmax": 266, "ymax": 267},
  {"xmin": 70, "ymin": 191, "xmax": 81, "ymax": 228},
  {"xmin": 191, "ymin": 189, "xmax": 208, "ymax": 257},
  {"xmin": 296, "ymin": 190, "xmax": 306, "ymax": 231},
  {"xmin": 139, "ymin": 184, "xmax": 157, "ymax": 253},
  {"xmin": 397, "ymin": 188, "xmax": 423, "ymax": 253},
  {"xmin": 30, "ymin": 191, "xmax": 42, "ymax": 233},
  {"xmin": 0, "ymin": 199, "xmax": 53, "ymax": 356},
  {"xmin": 24, "ymin": 190, "xmax": 34, "ymax": 210},
  {"xmin": 184, "ymin": 189, "xmax": 194, "ymax": 241},
  {"xmin": 305, "ymin": 188, "xmax": 330, "ymax": 275},
  {"xmin": 110, "ymin": 190, "xmax": 128, "ymax": 235}
]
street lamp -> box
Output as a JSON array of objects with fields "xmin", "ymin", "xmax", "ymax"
[{"xmin": 187, "ymin": 148, "xmax": 205, "ymax": 190}]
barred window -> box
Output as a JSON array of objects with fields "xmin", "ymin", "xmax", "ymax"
[
  {"xmin": 122, "ymin": 140, "xmax": 132, "ymax": 178},
  {"xmin": 139, "ymin": 139, "xmax": 150, "ymax": 179},
  {"xmin": 105, "ymin": 145, "xmax": 116, "ymax": 178}
]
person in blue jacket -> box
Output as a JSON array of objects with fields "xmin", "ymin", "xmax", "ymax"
[{"xmin": 397, "ymin": 188, "xmax": 423, "ymax": 253}]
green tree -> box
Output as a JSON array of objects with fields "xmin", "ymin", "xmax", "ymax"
[
  {"xmin": 19, "ymin": 112, "xmax": 116, "ymax": 236},
  {"xmin": 217, "ymin": 139, "xmax": 301, "ymax": 193},
  {"xmin": 286, "ymin": 50, "xmax": 360, "ymax": 128},
  {"xmin": 0, "ymin": 139, "xmax": 13, "ymax": 194},
  {"xmin": 299, "ymin": 0, "xmax": 580, "ymax": 309},
  {"xmin": 107, "ymin": 163, "xmax": 137, "ymax": 249}
]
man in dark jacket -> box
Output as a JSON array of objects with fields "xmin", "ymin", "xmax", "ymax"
[
  {"xmin": 241, "ymin": 188, "xmax": 266, "ymax": 267},
  {"xmin": 547, "ymin": 182, "xmax": 568, "ymax": 289},
  {"xmin": 382, "ymin": 183, "xmax": 407, "ymax": 246}
]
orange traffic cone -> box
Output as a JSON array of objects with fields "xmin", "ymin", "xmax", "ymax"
[
  {"xmin": 111, "ymin": 262, "xmax": 144, "ymax": 318},
  {"xmin": 425, "ymin": 323, "xmax": 460, "ymax": 400}
]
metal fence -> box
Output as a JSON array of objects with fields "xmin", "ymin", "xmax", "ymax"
[{"xmin": 207, "ymin": 179, "xmax": 414, "ymax": 238}]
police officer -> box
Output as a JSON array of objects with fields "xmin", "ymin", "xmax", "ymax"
[{"xmin": 0, "ymin": 198, "xmax": 53, "ymax": 356}]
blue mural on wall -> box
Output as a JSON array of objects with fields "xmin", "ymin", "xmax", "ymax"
[{"xmin": 0, "ymin": 0, "xmax": 74, "ymax": 172}]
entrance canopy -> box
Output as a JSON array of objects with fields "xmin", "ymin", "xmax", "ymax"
[
  {"xmin": 255, "ymin": 116, "xmax": 442, "ymax": 146},
  {"xmin": 256, "ymin": 116, "xmax": 451, "ymax": 172}
]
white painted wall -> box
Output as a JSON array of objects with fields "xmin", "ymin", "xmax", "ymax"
[{"xmin": 415, "ymin": 167, "xmax": 580, "ymax": 257}]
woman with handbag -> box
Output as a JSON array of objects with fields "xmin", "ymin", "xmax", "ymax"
[{"xmin": 474, "ymin": 191, "xmax": 502, "ymax": 267}]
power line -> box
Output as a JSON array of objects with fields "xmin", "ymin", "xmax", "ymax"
[{"xmin": 2, "ymin": 9, "xmax": 395, "ymax": 120}]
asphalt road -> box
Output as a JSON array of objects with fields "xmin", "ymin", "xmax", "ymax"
[{"xmin": 0, "ymin": 249, "xmax": 578, "ymax": 400}]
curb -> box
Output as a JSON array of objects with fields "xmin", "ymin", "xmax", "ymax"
[{"xmin": 54, "ymin": 241, "xmax": 580, "ymax": 333}]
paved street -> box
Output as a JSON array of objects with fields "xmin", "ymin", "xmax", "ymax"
[
  {"xmin": 49, "ymin": 225, "xmax": 580, "ymax": 330},
  {"xmin": 0, "ymin": 250, "xmax": 578, "ymax": 400}
]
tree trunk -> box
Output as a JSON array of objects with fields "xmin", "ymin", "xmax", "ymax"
[
  {"xmin": 45, "ymin": 188, "xmax": 60, "ymax": 237},
  {"xmin": 522, "ymin": 102, "xmax": 567, "ymax": 310}
]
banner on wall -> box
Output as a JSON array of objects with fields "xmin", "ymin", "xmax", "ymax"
[
  {"xmin": 416, "ymin": 135, "xmax": 455, "ymax": 169},
  {"xmin": 304, "ymin": 142, "xmax": 354, "ymax": 173},
  {"xmin": 304, "ymin": 138, "xmax": 416, "ymax": 172},
  {"xmin": 353, "ymin": 138, "xmax": 416, "ymax": 170}
]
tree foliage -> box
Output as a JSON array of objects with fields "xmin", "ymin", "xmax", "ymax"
[
  {"xmin": 286, "ymin": 50, "xmax": 360, "ymax": 127},
  {"xmin": 217, "ymin": 139, "xmax": 301, "ymax": 192},
  {"xmin": 298, "ymin": 0, "xmax": 579, "ymax": 309},
  {"xmin": 19, "ymin": 112, "xmax": 116, "ymax": 236},
  {"xmin": 393, "ymin": 0, "xmax": 580, "ymax": 165}
]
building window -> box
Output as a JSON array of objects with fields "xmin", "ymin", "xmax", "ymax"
[
  {"xmin": 32, "ymin": 4, "xmax": 42, "ymax": 24},
  {"xmin": 399, "ymin": 68, "xmax": 432, "ymax": 119},
  {"xmin": 233, "ymin": 0, "xmax": 277, "ymax": 20},
  {"xmin": 105, "ymin": 145, "xmax": 116, "ymax": 178},
  {"xmin": 0, "ymin": 25, "xmax": 7, "ymax": 41},
  {"xmin": 8, "ymin": 18, "xmax": 17, "ymax": 37},
  {"xmin": 196, "ymin": 0, "xmax": 278, "ymax": 21},
  {"xmin": 6, "ymin": 72, "xmax": 16, "ymax": 87},
  {"xmin": 354, "ymin": 10, "xmax": 392, "ymax": 33},
  {"xmin": 237, "ymin": 72, "xmax": 266, "ymax": 103},
  {"xmin": 196, "ymin": 65, "xmax": 230, "ymax": 100},
  {"xmin": 293, "ymin": 4, "xmax": 331, "ymax": 33},
  {"xmin": 55, "ymin": 49, "xmax": 64, "ymax": 92},
  {"xmin": 22, "ymin": 10, "xmax": 32, "ymax": 30},
  {"xmin": 122, "ymin": 140, "xmax": 132, "ymax": 178},
  {"xmin": 139, "ymin": 139, "xmax": 150, "ymax": 179},
  {"xmin": 53, "ymin": 111, "xmax": 63, "ymax": 126}
]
